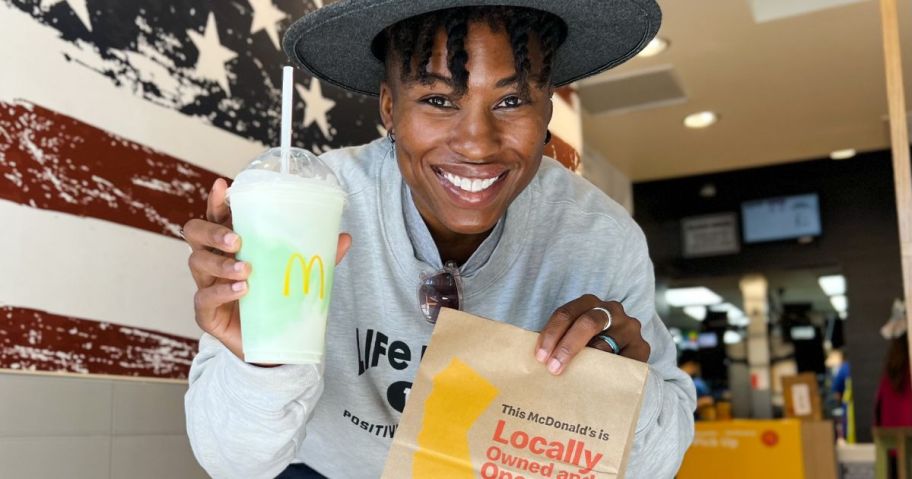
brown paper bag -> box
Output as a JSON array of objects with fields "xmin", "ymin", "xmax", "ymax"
[{"xmin": 382, "ymin": 309, "xmax": 649, "ymax": 479}]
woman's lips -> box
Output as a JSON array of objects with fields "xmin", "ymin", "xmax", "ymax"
[{"xmin": 432, "ymin": 166, "xmax": 508, "ymax": 207}]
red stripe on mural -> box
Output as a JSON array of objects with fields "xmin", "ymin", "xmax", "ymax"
[
  {"xmin": 545, "ymin": 132, "xmax": 581, "ymax": 172},
  {"xmin": 0, "ymin": 100, "xmax": 220, "ymax": 238},
  {"xmin": 0, "ymin": 306, "xmax": 197, "ymax": 379}
]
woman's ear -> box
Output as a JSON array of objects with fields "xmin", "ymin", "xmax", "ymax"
[
  {"xmin": 545, "ymin": 86, "xmax": 555, "ymax": 126},
  {"xmin": 379, "ymin": 80, "xmax": 394, "ymax": 131}
]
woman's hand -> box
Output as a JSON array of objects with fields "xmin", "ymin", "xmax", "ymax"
[
  {"xmin": 535, "ymin": 294, "xmax": 650, "ymax": 375},
  {"xmin": 182, "ymin": 178, "xmax": 352, "ymax": 361}
]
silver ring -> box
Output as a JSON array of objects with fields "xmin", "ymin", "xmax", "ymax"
[
  {"xmin": 597, "ymin": 334, "xmax": 620, "ymax": 354},
  {"xmin": 592, "ymin": 306, "xmax": 612, "ymax": 331}
]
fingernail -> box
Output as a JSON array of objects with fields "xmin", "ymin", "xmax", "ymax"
[
  {"xmin": 548, "ymin": 358, "xmax": 561, "ymax": 374},
  {"xmin": 233, "ymin": 261, "xmax": 245, "ymax": 272},
  {"xmin": 231, "ymin": 281, "xmax": 246, "ymax": 292},
  {"xmin": 535, "ymin": 348, "xmax": 548, "ymax": 363},
  {"xmin": 223, "ymin": 233, "xmax": 238, "ymax": 246}
]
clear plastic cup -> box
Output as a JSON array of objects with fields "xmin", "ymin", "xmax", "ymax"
[{"xmin": 227, "ymin": 147, "xmax": 346, "ymax": 364}]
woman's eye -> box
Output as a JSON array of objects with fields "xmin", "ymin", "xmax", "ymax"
[
  {"xmin": 424, "ymin": 96, "xmax": 454, "ymax": 108},
  {"xmin": 497, "ymin": 96, "xmax": 523, "ymax": 108}
]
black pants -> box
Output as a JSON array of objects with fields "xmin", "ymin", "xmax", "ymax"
[{"xmin": 275, "ymin": 463, "xmax": 327, "ymax": 478}]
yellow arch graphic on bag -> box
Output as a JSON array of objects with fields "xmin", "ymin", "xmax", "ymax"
[
  {"xmin": 413, "ymin": 358, "xmax": 499, "ymax": 478},
  {"xmin": 282, "ymin": 253, "xmax": 325, "ymax": 299}
]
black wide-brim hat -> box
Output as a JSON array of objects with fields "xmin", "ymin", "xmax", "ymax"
[{"xmin": 283, "ymin": 0, "xmax": 661, "ymax": 97}]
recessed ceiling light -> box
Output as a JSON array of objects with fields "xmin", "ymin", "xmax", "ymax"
[
  {"xmin": 683, "ymin": 306, "xmax": 708, "ymax": 321},
  {"xmin": 637, "ymin": 37, "xmax": 669, "ymax": 58},
  {"xmin": 818, "ymin": 275, "xmax": 847, "ymax": 296},
  {"xmin": 723, "ymin": 330, "xmax": 743, "ymax": 345},
  {"xmin": 699, "ymin": 183, "xmax": 717, "ymax": 198},
  {"xmin": 830, "ymin": 149, "xmax": 856, "ymax": 160},
  {"xmin": 684, "ymin": 111, "xmax": 718, "ymax": 129},
  {"xmin": 665, "ymin": 287, "xmax": 723, "ymax": 307}
]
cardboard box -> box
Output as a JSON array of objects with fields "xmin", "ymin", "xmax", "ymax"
[{"xmin": 782, "ymin": 373, "xmax": 823, "ymax": 421}]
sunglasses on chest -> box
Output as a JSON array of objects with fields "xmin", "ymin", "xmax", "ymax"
[{"xmin": 417, "ymin": 261, "xmax": 463, "ymax": 323}]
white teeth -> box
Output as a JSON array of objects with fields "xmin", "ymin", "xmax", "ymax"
[{"xmin": 440, "ymin": 170, "xmax": 500, "ymax": 193}]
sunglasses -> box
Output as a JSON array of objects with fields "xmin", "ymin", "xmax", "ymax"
[{"xmin": 418, "ymin": 261, "xmax": 463, "ymax": 323}]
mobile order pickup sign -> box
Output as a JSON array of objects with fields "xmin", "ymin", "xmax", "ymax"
[{"xmin": 382, "ymin": 309, "xmax": 648, "ymax": 479}]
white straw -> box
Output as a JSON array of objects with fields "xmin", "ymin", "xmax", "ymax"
[{"xmin": 280, "ymin": 65, "xmax": 293, "ymax": 174}]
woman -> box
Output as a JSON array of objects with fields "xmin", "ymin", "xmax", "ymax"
[
  {"xmin": 875, "ymin": 333, "xmax": 911, "ymax": 428},
  {"xmin": 182, "ymin": 2, "xmax": 695, "ymax": 478}
]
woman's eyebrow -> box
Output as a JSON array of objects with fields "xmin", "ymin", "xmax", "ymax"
[
  {"xmin": 423, "ymin": 73, "xmax": 454, "ymax": 88},
  {"xmin": 495, "ymin": 74, "xmax": 518, "ymax": 88}
]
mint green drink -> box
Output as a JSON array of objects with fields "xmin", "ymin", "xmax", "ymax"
[{"xmin": 228, "ymin": 147, "xmax": 346, "ymax": 364}]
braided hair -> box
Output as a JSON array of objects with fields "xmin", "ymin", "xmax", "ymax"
[{"xmin": 374, "ymin": 6, "xmax": 567, "ymax": 99}]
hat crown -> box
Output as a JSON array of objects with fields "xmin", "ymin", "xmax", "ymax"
[{"xmin": 283, "ymin": 0, "xmax": 662, "ymax": 96}]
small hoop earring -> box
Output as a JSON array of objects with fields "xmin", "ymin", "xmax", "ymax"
[
  {"xmin": 387, "ymin": 129, "xmax": 396, "ymax": 144},
  {"xmin": 544, "ymin": 130, "xmax": 552, "ymax": 145}
]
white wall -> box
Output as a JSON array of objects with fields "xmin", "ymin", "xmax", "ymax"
[{"xmin": 581, "ymin": 143, "xmax": 634, "ymax": 214}]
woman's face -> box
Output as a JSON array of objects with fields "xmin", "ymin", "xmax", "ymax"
[{"xmin": 379, "ymin": 20, "xmax": 553, "ymax": 238}]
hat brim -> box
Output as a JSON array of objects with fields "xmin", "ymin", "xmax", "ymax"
[{"xmin": 283, "ymin": 0, "xmax": 661, "ymax": 97}]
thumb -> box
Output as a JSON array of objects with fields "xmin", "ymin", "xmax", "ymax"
[
  {"xmin": 206, "ymin": 178, "xmax": 231, "ymax": 224},
  {"xmin": 335, "ymin": 233, "xmax": 352, "ymax": 265}
]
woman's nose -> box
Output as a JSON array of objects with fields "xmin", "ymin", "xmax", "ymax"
[{"xmin": 448, "ymin": 109, "xmax": 501, "ymax": 162}]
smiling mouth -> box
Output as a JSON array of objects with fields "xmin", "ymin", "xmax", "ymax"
[{"xmin": 433, "ymin": 167, "xmax": 507, "ymax": 193}]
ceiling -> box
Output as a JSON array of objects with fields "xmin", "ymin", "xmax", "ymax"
[{"xmin": 579, "ymin": 0, "xmax": 912, "ymax": 181}]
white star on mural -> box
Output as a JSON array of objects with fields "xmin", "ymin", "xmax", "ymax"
[
  {"xmin": 187, "ymin": 13, "xmax": 238, "ymax": 96},
  {"xmin": 296, "ymin": 79, "xmax": 336, "ymax": 139},
  {"xmin": 249, "ymin": 0, "xmax": 286, "ymax": 50}
]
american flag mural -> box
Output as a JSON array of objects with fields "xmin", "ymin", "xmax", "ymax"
[{"xmin": 1, "ymin": 0, "xmax": 582, "ymax": 380}]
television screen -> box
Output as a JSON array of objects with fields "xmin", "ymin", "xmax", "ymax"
[
  {"xmin": 697, "ymin": 332, "xmax": 718, "ymax": 348},
  {"xmin": 741, "ymin": 193, "xmax": 821, "ymax": 243}
]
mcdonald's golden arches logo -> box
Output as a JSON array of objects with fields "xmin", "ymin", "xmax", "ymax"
[{"xmin": 282, "ymin": 253, "xmax": 326, "ymax": 299}]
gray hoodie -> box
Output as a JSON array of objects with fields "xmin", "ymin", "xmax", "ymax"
[{"xmin": 185, "ymin": 137, "xmax": 696, "ymax": 478}]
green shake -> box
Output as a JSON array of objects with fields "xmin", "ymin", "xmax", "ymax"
[{"xmin": 228, "ymin": 147, "xmax": 346, "ymax": 364}]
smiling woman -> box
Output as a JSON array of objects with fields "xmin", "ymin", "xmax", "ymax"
[{"xmin": 182, "ymin": 2, "xmax": 695, "ymax": 479}]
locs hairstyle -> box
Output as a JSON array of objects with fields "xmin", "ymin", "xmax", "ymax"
[{"xmin": 374, "ymin": 7, "xmax": 567, "ymax": 99}]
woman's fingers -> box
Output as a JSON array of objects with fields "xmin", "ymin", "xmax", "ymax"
[
  {"xmin": 536, "ymin": 294, "xmax": 603, "ymax": 365},
  {"xmin": 597, "ymin": 301, "xmax": 651, "ymax": 362},
  {"xmin": 543, "ymin": 297, "xmax": 613, "ymax": 375},
  {"xmin": 537, "ymin": 297, "xmax": 650, "ymax": 374},
  {"xmin": 188, "ymin": 249, "xmax": 250, "ymax": 288},
  {"xmin": 206, "ymin": 178, "xmax": 231, "ymax": 224},
  {"xmin": 624, "ymin": 341, "xmax": 651, "ymax": 363},
  {"xmin": 182, "ymin": 218, "xmax": 241, "ymax": 254},
  {"xmin": 193, "ymin": 280, "xmax": 247, "ymax": 331},
  {"xmin": 588, "ymin": 335, "xmax": 616, "ymax": 354}
]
